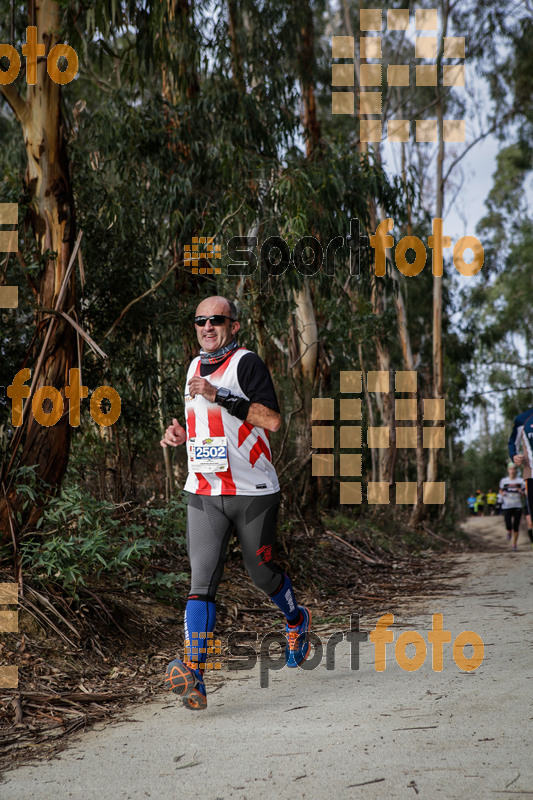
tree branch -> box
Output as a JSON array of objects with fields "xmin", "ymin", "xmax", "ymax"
[
  {"xmin": 0, "ymin": 84, "xmax": 28, "ymax": 124},
  {"xmin": 101, "ymin": 261, "xmax": 180, "ymax": 343},
  {"xmin": 465, "ymin": 385, "xmax": 533, "ymax": 402},
  {"xmin": 442, "ymin": 110, "xmax": 516, "ymax": 185}
]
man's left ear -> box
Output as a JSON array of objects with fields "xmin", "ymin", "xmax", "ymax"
[{"xmin": 232, "ymin": 321, "xmax": 241, "ymax": 335}]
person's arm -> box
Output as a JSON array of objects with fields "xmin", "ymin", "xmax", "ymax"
[
  {"xmin": 235, "ymin": 353, "xmax": 281, "ymax": 431},
  {"xmin": 160, "ymin": 417, "xmax": 187, "ymax": 448},
  {"xmin": 188, "ymin": 354, "xmax": 282, "ymax": 432},
  {"xmin": 509, "ymin": 415, "xmax": 525, "ymax": 465},
  {"xmin": 509, "ymin": 418, "xmax": 519, "ymax": 459},
  {"xmin": 246, "ymin": 403, "xmax": 281, "ymax": 432}
]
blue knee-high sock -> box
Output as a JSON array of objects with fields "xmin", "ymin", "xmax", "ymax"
[
  {"xmin": 184, "ymin": 597, "xmax": 216, "ymax": 673},
  {"xmin": 269, "ymin": 574, "xmax": 301, "ymax": 624}
]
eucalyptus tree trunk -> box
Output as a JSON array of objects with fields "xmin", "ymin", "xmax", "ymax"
[
  {"xmin": 371, "ymin": 291, "xmax": 395, "ymax": 483},
  {"xmin": 427, "ymin": 0, "xmax": 449, "ymax": 486},
  {"xmin": 157, "ymin": 340, "xmax": 175, "ymax": 499},
  {"xmin": 293, "ymin": 282, "xmax": 318, "ymax": 387},
  {"xmin": 293, "ymin": 0, "xmax": 320, "ymax": 394},
  {"xmin": 358, "ymin": 343, "xmax": 377, "ymax": 482},
  {"xmin": 343, "ymin": 0, "xmax": 367, "ymax": 157},
  {"xmin": 397, "ymin": 148, "xmax": 425, "ymax": 523},
  {"xmin": 392, "ymin": 278, "xmax": 425, "ymax": 524},
  {"xmin": 227, "ymin": 0, "xmax": 244, "ymax": 92},
  {"xmin": 286, "ymin": 0, "xmax": 321, "ymax": 506},
  {"xmin": 0, "ymin": 0, "xmax": 76, "ymax": 540},
  {"xmin": 347, "ymin": 0, "xmax": 395, "ymax": 486},
  {"xmin": 294, "ymin": 0, "xmax": 321, "ymax": 365}
]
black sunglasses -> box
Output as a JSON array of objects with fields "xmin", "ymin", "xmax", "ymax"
[{"xmin": 194, "ymin": 315, "xmax": 235, "ymax": 327}]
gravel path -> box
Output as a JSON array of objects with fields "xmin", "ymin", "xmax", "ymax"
[{"xmin": 3, "ymin": 517, "xmax": 532, "ymax": 800}]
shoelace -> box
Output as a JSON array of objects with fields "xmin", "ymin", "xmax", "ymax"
[{"xmin": 287, "ymin": 628, "xmax": 301, "ymax": 650}]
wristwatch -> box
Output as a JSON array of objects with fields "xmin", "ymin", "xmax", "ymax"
[{"xmin": 215, "ymin": 387, "xmax": 232, "ymax": 405}]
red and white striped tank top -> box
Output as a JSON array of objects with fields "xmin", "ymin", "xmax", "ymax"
[{"xmin": 183, "ymin": 348, "xmax": 280, "ymax": 496}]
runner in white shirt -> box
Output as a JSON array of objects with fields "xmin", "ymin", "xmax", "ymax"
[
  {"xmin": 160, "ymin": 296, "xmax": 311, "ymax": 709},
  {"xmin": 499, "ymin": 463, "xmax": 525, "ymax": 551}
]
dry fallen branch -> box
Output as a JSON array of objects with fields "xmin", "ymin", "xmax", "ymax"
[{"xmin": 324, "ymin": 529, "xmax": 383, "ymax": 566}]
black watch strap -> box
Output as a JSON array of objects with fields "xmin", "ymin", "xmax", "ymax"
[
  {"xmin": 215, "ymin": 388, "xmax": 251, "ymax": 420},
  {"xmin": 215, "ymin": 387, "xmax": 232, "ymax": 405}
]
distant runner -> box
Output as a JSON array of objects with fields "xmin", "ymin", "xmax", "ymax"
[
  {"xmin": 499, "ymin": 463, "xmax": 525, "ymax": 551},
  {"xmin": 160, "ymin": 296, "xmax": 311, "ymax": 710},
  {"xmin": 486, "ymin": 490, "xmax": 497, "ymax": 515},
  {"xmin": 467, "ymin": 494, "xmax": 476, "ymax": 516},
  {"xmin": 508, "ymin": 407, "xmax": 533, "ymax": 548}
]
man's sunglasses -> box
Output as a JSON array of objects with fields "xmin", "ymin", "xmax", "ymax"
[{"xmin": 194, "ymin": 315, "xmax": 235, "ymax": 327}]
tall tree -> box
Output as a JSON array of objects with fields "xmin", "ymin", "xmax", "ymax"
[
  {"xmin": 0, "ymin": 0, "xmax": 77, "ymax": 535},
  {"xmin": 427, "ymin": 0, "xmax": 450, "ymax": 486}
]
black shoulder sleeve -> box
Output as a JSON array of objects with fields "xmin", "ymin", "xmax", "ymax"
[{"xmin": 236, "ymin": 353, "xmax": 280, "ymax": 412}]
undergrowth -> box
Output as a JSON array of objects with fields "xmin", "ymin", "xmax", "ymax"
[{"xmin": 4, "ymin": 466, "xmax": 189, "ymax": 603}]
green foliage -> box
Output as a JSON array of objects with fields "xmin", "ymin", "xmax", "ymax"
[
  {"xmin": 462, "ymin": 428, "xmax": 509, "ymax": 500},
  {"xmin": 19, "ymin": 487, "xmax": 188, "ymax": 601},
  {"xmin": 461, "ymin": 11, "xmax": 533, "ymax": 469},
  {"xmin": 146, "ymin": 494, "xmax": 187, "ymax": 540},
  {"xmin": 1, "ymin": 0, "xmax": 519, "ymax": 596}
]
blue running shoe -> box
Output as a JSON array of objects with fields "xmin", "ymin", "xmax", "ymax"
[
  {"xmin": 285, "ymin": 606, "xmax": 312, "ymax": 668},
  {"xmin": 165, "ymin": 659, "xmax": 207, "ymax": 710}
]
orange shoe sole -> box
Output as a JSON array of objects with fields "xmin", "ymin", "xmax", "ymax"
[{"xmin": 165, "ymin": 660, "xmax": 207, "ymax": 710}]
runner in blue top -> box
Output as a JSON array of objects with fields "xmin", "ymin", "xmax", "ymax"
[{"xmin": 467, "ymin": 494, "xmax": 476, "ymax": 516}]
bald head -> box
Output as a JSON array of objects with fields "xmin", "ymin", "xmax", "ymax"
[
  {"xmin": 195, "ymin": 296, "xmax": 237, "ymax": 320},
  {"xmin": 194, "ymin": 296, "xmax": 240, "ymax": 352}
]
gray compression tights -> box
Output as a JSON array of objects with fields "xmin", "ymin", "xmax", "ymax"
[{"xmin": 186, "ymin": 491, "xmax": 285, "ymax": 599}]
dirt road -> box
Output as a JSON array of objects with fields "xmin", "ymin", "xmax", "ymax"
[{"xmin": 2, "ymin": 517, "xmax": 532, "ymax": 800}]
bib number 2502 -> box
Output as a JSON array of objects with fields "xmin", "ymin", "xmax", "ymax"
[{"xmin": 188, "ymin": 436, "xmax": 228, "ymax": 473}]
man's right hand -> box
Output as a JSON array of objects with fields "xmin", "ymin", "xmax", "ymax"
[
  {"xmin": 513, "ymin": 454, "xmax": 524, "ymax": 466},
  {"xmin": 160, "ymin": 418, "xmax": 187, "ymax": 448}
]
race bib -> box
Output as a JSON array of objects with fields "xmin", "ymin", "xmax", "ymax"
[{"xmin": 188, "ymin": 436, "xmax": 228, "ymax": 473}]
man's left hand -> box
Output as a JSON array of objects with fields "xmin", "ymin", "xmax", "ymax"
[{"xmin": 188, "ymin": 376, "xmax": 217, "ymax": 403}]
